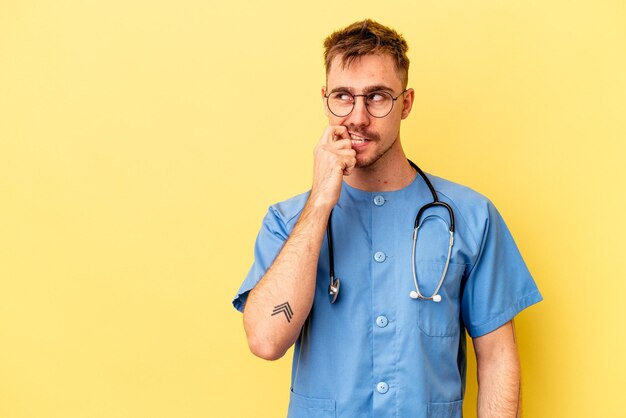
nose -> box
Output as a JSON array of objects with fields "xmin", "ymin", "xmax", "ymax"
[{"xmin": 345, "ymin": 95, "xmax": 370, "ymax": 127}]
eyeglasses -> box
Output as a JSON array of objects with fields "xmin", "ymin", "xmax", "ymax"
[{"xmin": 324, "ymin": 89, "xmax": 407, "ymax": 118}]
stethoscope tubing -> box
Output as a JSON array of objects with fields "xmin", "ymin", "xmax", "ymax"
[{"xmin": 327, "ymin": 159, "xmax": 455, "ymax": 304}]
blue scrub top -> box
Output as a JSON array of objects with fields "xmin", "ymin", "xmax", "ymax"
[{"xmin": 233, "ymin": 173, "xmax": 542, "ymax": 418}]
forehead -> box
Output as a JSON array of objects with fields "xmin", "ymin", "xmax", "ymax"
[{"xmin": 326, "ymin": 54, "xmax": 403, "ymax": 91}]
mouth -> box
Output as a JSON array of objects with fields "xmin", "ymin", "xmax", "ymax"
[{"xmin": 350, "ymin": 132, "xmax": 369, "ymax": 145}]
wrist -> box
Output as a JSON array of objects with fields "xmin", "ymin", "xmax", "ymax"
[{"xmin": 305, "ymin": 191, "xmax": 336, "ymax": 214}]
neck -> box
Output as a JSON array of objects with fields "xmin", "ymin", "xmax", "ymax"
[{"xmin": 344, "ymin": 146, "xmax": 416, "ymax": 192}]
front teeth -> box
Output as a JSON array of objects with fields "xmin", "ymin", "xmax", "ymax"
[{"xmin": 350, "ymin": 134, "xmax": 367, "ymax": 144}]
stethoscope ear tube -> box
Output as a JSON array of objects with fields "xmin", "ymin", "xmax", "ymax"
[
  {"xmin": 414, "ymin": 201, "xmax": 455, "ymax": 232},
  {"xmin": 410, "ymin": 225, "xmax": 454, "ymax": 303}
]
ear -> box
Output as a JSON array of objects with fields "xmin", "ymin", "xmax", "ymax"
[
  {"xmin": 400, "ymin": 88, "xmax": 415, "ymax": 120},
  {"xmin": 321, "ymin": 86, "xmax": 329, "ymax": 116}
]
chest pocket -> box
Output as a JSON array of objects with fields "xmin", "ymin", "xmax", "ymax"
[{"xmin": 416, "ymin": 261, "xmax": 465, "ymax": 337}]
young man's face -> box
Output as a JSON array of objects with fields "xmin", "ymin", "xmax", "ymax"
[{"xmin": 322, "ymin": 53, "xmax": 414, "ymax": 168}]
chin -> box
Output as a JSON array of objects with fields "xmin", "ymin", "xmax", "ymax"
[
  {"xmin": 354, "ymin": 138, "xmax": 397, "ymax": 169},
  {"xmin": 355, "ymin": 154, "xmax": 379, "ymax": 169}
]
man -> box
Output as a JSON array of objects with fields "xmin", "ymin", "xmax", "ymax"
[{"xmin": 233, "ymin": 19, "xmax": 542, "ymax": 418}]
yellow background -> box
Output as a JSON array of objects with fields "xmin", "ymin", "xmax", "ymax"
[{"xmin": 1, "ymin": 1, "xmax": 624, "ymax": 417}]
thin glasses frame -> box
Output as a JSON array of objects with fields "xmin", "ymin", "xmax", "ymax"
[{"xmin": 324, "ymin": 89, "xmax": 407, "ymax": 118}]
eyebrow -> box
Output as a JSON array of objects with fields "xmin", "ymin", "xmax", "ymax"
[{"xmin": 328, "ymin": 84, "xmax": 397, "ymax": 95}]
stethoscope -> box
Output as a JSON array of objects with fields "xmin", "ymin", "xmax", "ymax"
[{"xmin": 327, "ymin": 160, "xmax": 455, "ymax": 304}]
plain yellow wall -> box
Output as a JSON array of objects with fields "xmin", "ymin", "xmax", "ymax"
[{"xmin": 1, "ymin": 1, "xmax": 625, "ymax": 417}]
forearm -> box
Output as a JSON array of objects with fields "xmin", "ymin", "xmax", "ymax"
[
  {"xmin": 242, "ymin": 125, "xmax": 355, "ymax": 361},
  {"xmin": 243, "ymin": 198, "xmax": 331, "ymax": 360},
  {"xmin": 475, "ymin": 321, "xmax": 521, "ymax": 418},
  {"xmin": 477, "ymin": 353, "xmax": 520, "ymax": 417}
]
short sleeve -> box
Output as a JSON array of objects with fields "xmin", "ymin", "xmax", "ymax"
[
  {"xmin": 461, "ymin": 202, "xmax": 542, "ymax": 337},
  {"xmin": 232, "ymin": 207, "xmax": 290, "ymax": 313}
]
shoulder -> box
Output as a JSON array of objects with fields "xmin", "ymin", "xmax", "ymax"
[
  {"xmin": 426, "ymin": 174, "xmax": 491, "ymax": 210},
  {"xmin": 266, "ymin": 190, "xmax": 311, "ymax": 231},
  {"xmin": 425, "ymin": 174, "xmax": 498, "ymax": 246}
]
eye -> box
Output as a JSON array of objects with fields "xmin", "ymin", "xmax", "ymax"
[
  {"xmin": 331, "ymin": 92, "xmax": 353, "ymax": 102},
  {"xmin": 367, "ymin": 92, "xmax": 387, "ymax": 103}
]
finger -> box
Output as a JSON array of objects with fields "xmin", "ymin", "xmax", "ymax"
[
  {"xmin": 343, "ymin": 161, "xmax": 356, "ymax": 176},
  {"xmin": 340, "ymin": 155, "xmax": 357, "ymax": 176},
  {"xmin": 329, "ymin": 138, "xmax": 354, "ymax": 150},
  {"xmin": 335, "ymin": 148, "xmax": 357, "ymax": 157},
  {"xmin": 322, "ymin": 125, "xmax": 349, "ymax": 144},
  {"xmin": 331, "ymin": 125, "xmax": 350, "ymax": 141}
]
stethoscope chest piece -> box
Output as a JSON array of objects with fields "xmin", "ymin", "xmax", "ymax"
[{"xmin": 329, "ymin": 277, "xmax": 340, "ymax": 304}]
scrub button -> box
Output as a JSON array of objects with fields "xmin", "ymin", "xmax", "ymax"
[
  {"xmin": 376, "ymin": 382, "xmax": 389, "ymax": 394},
  {"xmin": 374, "ymin": 251, "xmax": 386, "ymax": 263},
  {"xmin": 376, "ymin": 316, "xmax": 388, "ymax": 328},
  {"xmin": 373, "ymin": 195, "xmax": 385, "ymax": 206}
]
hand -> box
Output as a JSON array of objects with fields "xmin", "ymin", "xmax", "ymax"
[{"xmin": 309, "ymin": 126, "xmax": 356, "ymax": 210}]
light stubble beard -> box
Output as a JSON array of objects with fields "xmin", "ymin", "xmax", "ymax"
[{"xmin": 353, "ymin": 133, "xmax": 400, "ymax": 170}]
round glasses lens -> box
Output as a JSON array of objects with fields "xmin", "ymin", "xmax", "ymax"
[
  {"xmin": 365, "ymin": 92, "xmax": 394, "ymax": 117},
  {"xmin": 327, "ymin": 92, "xmax": 354, "ymax": 117}
]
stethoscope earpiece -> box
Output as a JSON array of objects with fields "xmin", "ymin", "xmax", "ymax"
[{"xmin": 409, "ymin": 291, "xmax": 442, "ymax": 302}]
